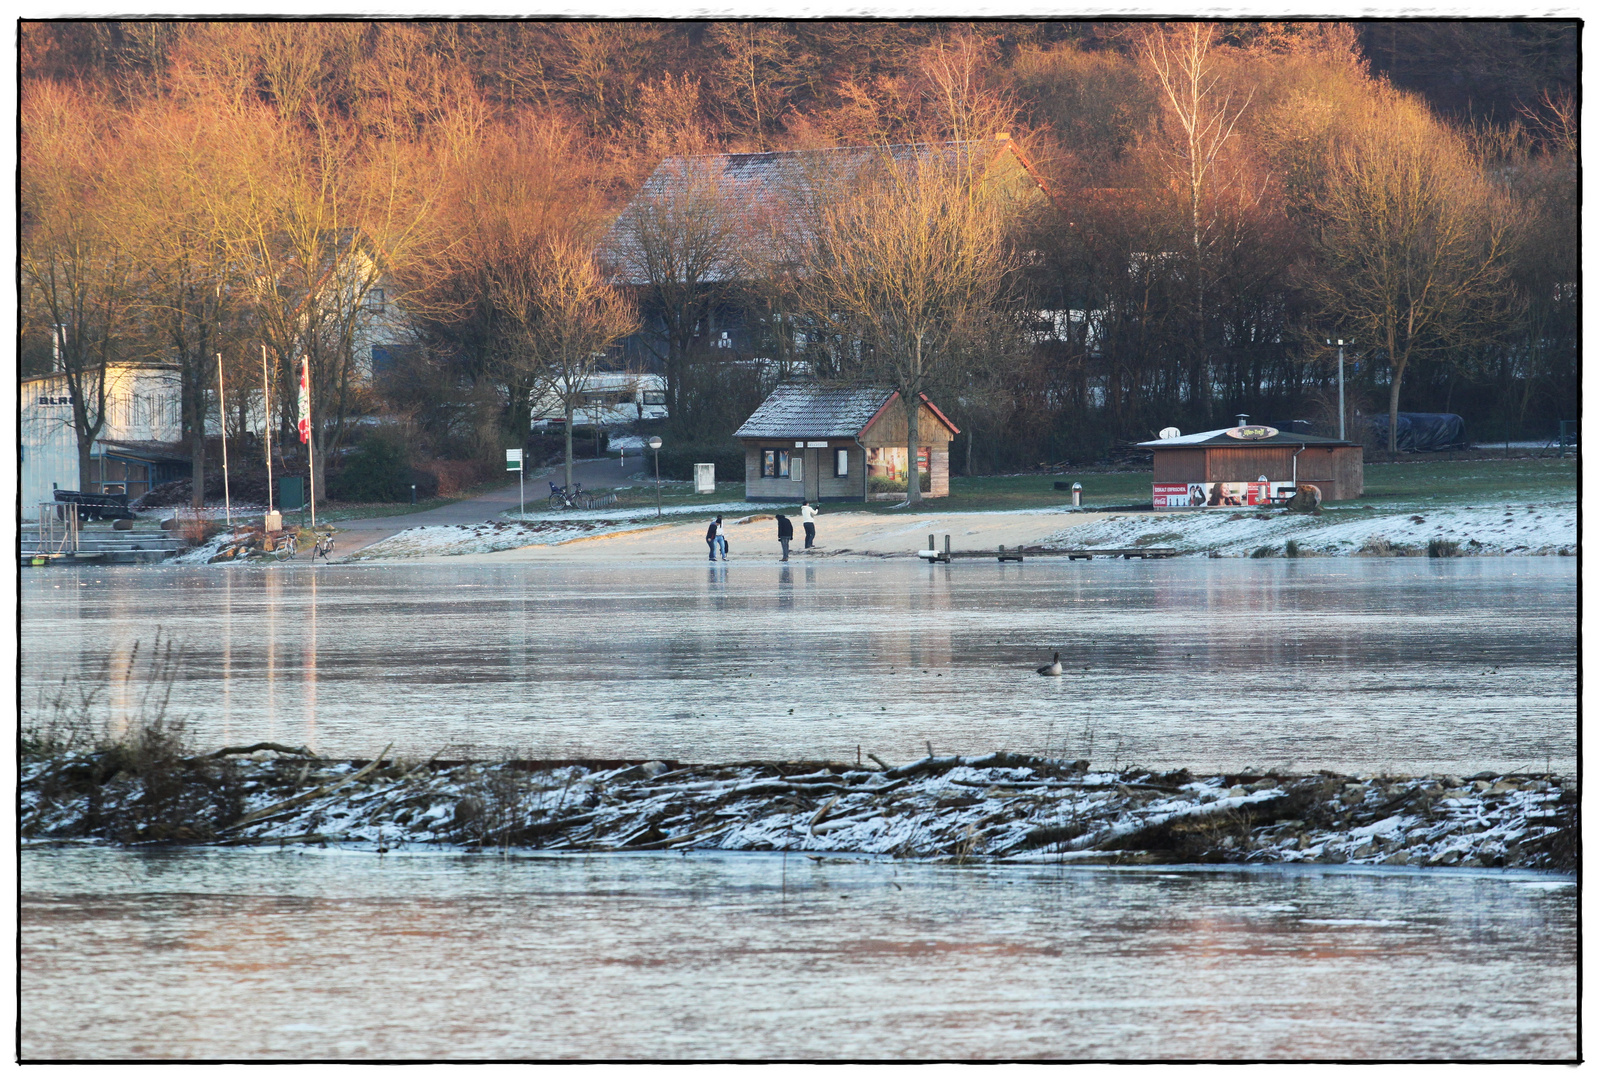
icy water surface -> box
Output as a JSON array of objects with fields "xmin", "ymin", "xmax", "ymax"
[
  {"xmin": 20, "ymin": 558, "xmax": 1575, "ymax": 774},
  {"xmin": 20, "ymin": 848, "xmax": 1575, "ymax": 1060}
]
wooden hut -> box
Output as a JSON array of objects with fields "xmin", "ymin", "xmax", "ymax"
[
  {"xmin": 735, "ymin": 385, "xmax": 961, "ymax": 503},
  {"xmin": 1137, "ymin": 425, "xmax": 1363, "ymax": 507}
]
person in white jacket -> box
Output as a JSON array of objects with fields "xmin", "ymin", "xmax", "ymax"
[{"xmin": 800, "ymin": 501, "xmax": 819, "ymax": 549}]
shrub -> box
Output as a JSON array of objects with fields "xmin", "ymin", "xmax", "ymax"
[
  {"xmin": 328, "ymin": 435, "xmax": 420, "ymax": 503},
  {"xmin": 412, "ymin": 459, "xmax": 491, "ymax": 498},
  {"xmin": 1427, "ymin": 539, "xmax": 1460, "ymax": 558},
  {"xmin": 1250, "ymin": 545, "xmax": 1275, "ymax": 558},
  {"xmin": 1285, "ymin": 540, "xmax": 1300, "ymax": 558},
  {"xmin": 868, "ymin": 471, "xmax": 930, "ymax": 494},
  {"xmin": 653, "ymin": 437, "xmax": 747, "ymax": 482}
]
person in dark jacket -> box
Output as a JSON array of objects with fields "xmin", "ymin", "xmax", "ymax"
[
  {"xmin": 706, "ymin": 516, "xmax": 721, "ymax": 561},
  {"xmin": 775, "ymin": 513, "xmax": 793, "ymax": 561}
]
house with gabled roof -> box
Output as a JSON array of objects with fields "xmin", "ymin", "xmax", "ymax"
[
  {"xmin": 734, "ymin": 383, "xmax": 960, "ymax": 503},
  {"xmin": 601, "ymin": 134, "xmax": 1055, "ymax": 364}
]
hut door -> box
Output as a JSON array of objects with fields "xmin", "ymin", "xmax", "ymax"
[{"xmin": 806, "ymin": 449, "xmax": 820, "ymax": 502}]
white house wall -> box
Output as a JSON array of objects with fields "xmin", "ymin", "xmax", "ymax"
[
  {"xmin": 20, "ymin": 365, "xmax": 183, "ymax": 518},
  {"xmin": 21, "ymin": 382, "xmax": 80, "ymax": 516}
]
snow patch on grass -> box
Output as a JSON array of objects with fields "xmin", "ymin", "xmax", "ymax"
[{"xmin": 1050, "ymin": 502, "xmax": 1575, "ymax": 557}]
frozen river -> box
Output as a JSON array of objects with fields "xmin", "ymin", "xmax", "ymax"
[
  {"xmin": 20, "ymin": 848, "xmax": 1576, "ymax": 1060},
  {"xmin": 20, "ymin": 558, "xmax": 1576, "ymax": 775}
]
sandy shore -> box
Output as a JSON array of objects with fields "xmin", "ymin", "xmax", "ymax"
[{"xmin": 431, "ymin": 509, "xmax": 1117, "ymax": 564}]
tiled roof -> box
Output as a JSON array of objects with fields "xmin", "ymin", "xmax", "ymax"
[
  {"xmin": 734, "ymin": 384, "xmax": 895, "ymax": 440},
  {"xmin": 602, "ymin": 139, "xmax": 1027, "ymax": 284}
]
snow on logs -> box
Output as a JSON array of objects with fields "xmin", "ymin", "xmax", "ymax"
[{"xmin": 19, "ymin": 749, "xmax": 1575, "ymax": 871}]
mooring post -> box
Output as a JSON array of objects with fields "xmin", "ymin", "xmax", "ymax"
[{"xmin": 943, "ymin": 535, "xmax": 951, "ymax": 560}]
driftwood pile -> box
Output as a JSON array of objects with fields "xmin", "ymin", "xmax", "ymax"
[{"xmin": 20, "ymin": 747, "xmax": 1576, "ymax": 871}]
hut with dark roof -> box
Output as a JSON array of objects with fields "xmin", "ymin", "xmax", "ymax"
[
  {"xmin": 1136, "ymin": 424, "xmax": 1363, "ymax": 507},
  {"xmin": 734, "ymin": 384, "xmax": 961, "ymax": 503}
]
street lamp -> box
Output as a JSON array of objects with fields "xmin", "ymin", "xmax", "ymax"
[
  {"xmin": 648, "ymin": 436, "xmax": 663, "ymax": 518},
  {"xmin": 1327, "ymin": 338, "xmax": 1347, "ymax": 441}
]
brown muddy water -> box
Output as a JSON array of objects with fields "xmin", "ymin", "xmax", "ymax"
[
  {"xmin": 20, "ymin": 848, "xmax": 1575, "ymax": 1060},
  {"xmin": 20, "ymin": 558, "xmax": 1576, "ymax": 775}
]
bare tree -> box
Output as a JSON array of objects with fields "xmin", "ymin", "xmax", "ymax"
[
  {"xmin": 398, "ymin": 112, "xmax": 604, "ymax": 447},
  {"xmin": 1141, "ymin": 23, "xmax": 1256, "ymax": 415},
  {"xmin": 498, "ymin": 238, "xmax": 637, "ymax": 491},
  {"xmin": 1316, "ymin": 92, "xmax": 1516, "ymax": 456},
  {"xmin": 226, "ymin": 100, "xmax": 439, "ymax": 498},
  {"xmin": 20, "ymin": 82, "xmax": 136, "ymax": 492},
  {"xmin": 800, "ymin": 151, "xmax": 1016, "ymax": 505},
  {"xmin": 607, "ymin": 157, "xmax": 750, "ymax": 428},
  {"xmin": 117, "ymin": 98, "xmax": 252, "ymax": 508}
]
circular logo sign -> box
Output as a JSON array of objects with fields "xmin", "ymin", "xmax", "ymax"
[{"xmin": 1225, "ymin": 425, "xmax": 1279, "ymax": 440}]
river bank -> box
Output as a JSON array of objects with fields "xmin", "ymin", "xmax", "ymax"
[{"xmin": 22, "ymin": 745, "xmax": 1575, "ymax": 872}]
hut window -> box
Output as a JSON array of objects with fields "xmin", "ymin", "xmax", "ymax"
[
  {"xmin": 762, "ymin": 449, "xmax": 792, "ymax": 478},
  {"xmin": 833, "ymin": 448, "xmax": 849, "ymax": 477},
  {"xmin": 790, "ymin": 454, "xmax": 803, "ymax": 482}
]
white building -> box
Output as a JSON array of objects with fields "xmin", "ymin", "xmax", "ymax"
[{"xmin": 20, "ymin": 363, "xmax": 185, "ymax": 517}]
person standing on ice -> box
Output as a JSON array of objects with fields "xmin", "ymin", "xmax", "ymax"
[
  {"xmin": 800, "ymin": 501, "xmax": 819, "ymax": 549},
  {"xmin": 706, "ymin": 516, "xmax": 722, "ymax": 561},
  {"xmin": 775, "ymin": 512, "xmax": 793, "ymax": 561}
]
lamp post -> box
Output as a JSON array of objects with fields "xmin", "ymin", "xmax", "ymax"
[
  {"xmin": 1328, "ymin": 338, "xmax": 1347, "ymax": 441},
  {"xmin": 648, "ymin": 436, "xmax": 663, "ymax": 518}
]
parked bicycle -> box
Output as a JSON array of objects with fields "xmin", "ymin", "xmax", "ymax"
[
  {"xmin": 548, "ymin": 481, "xmax": 590, "ymax": 510},
  {"xmin": 312, "ymin": 531, "xmax": 336, "ymax": 562},
  {"xmin": 277, "ymin": 532, "xmax": 298, "ymax": 559}
]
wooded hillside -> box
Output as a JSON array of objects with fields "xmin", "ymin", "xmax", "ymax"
[{"xmin": 20, "ymin": 20, "xmax": 1577, "ymax": 478}]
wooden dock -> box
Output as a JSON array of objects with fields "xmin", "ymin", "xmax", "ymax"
[{"xmin": 921, "ymin": 541, "xmax": 1179, "ymax": 563}]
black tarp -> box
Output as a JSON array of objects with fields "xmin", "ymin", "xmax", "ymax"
[{"xmin": 1365, "ymin": 412, "xmax": 1467, "ymax": 451}]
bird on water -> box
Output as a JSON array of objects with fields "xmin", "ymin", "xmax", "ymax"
[{"xmin": 1037, "ymin": 652, "xmax": 1063, "ymax": 676}]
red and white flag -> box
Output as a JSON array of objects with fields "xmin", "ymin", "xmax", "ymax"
[{"xmin": 297, "ymin": 358, "xmax": 311, "ymax": 444}]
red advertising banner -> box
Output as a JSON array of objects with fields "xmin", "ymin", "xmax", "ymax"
[
  {"xmin": 1153, "ymin": 482, "xmax": 1278, "ymax": 508},
  {"xmin": 297, "ymin": 358, "xmax": 310, "ymax": 444}
]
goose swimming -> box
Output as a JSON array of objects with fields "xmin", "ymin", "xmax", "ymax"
[{"xmin": 1036, "ymin": 652, "xmax": 1063, "ymax": 676}]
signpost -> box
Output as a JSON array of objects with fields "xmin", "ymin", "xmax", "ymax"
[{"xmin": 506, "ymin": 448, "xmax": 523, "ymax": 518}]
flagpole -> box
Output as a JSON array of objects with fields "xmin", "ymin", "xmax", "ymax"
[
  {"xmin": 262, "ymin": 345, "xmax": 274, "ymax": 517},
  {"xmin": 302, "ymin": 358, "xmax": 316, "ymax": 529},
  {"xmin": 217, "ymin": 353, "xmax": 232, "ymax": 526}
]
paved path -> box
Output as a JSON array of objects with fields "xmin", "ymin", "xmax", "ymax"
[{"xmin": 330, "ymin": 456, "xmax": 640, "ymax": 557}]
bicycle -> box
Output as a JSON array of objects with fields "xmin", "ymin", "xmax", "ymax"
[
  {"xmin": 277, "ymin": 532, "xmax": 298, "ymax": 559},
  {"xmin": 312, "ymin": 531, "xmax": 336, "ymax": 562},
  {"xmin": 548, "ymin": 481, "xmax": 588, "ymax": 510}
]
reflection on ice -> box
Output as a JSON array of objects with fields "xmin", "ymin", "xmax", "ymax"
[
  {"xmin": 20, "ymin": 559, "xmax": 1575, "ymax": 774},
  {"xmin": 20, "ymin": 849, "xmax": 1577, "ymax": 1060}
]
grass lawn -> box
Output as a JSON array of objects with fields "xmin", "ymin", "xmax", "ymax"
[
  {"xmin": 1357, "ymin": 458, "xmax": 1576, "ymax": 507},
  {"xmin": 512, "ymin": 456, "xmax": 1576, "ymax": 517}
]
